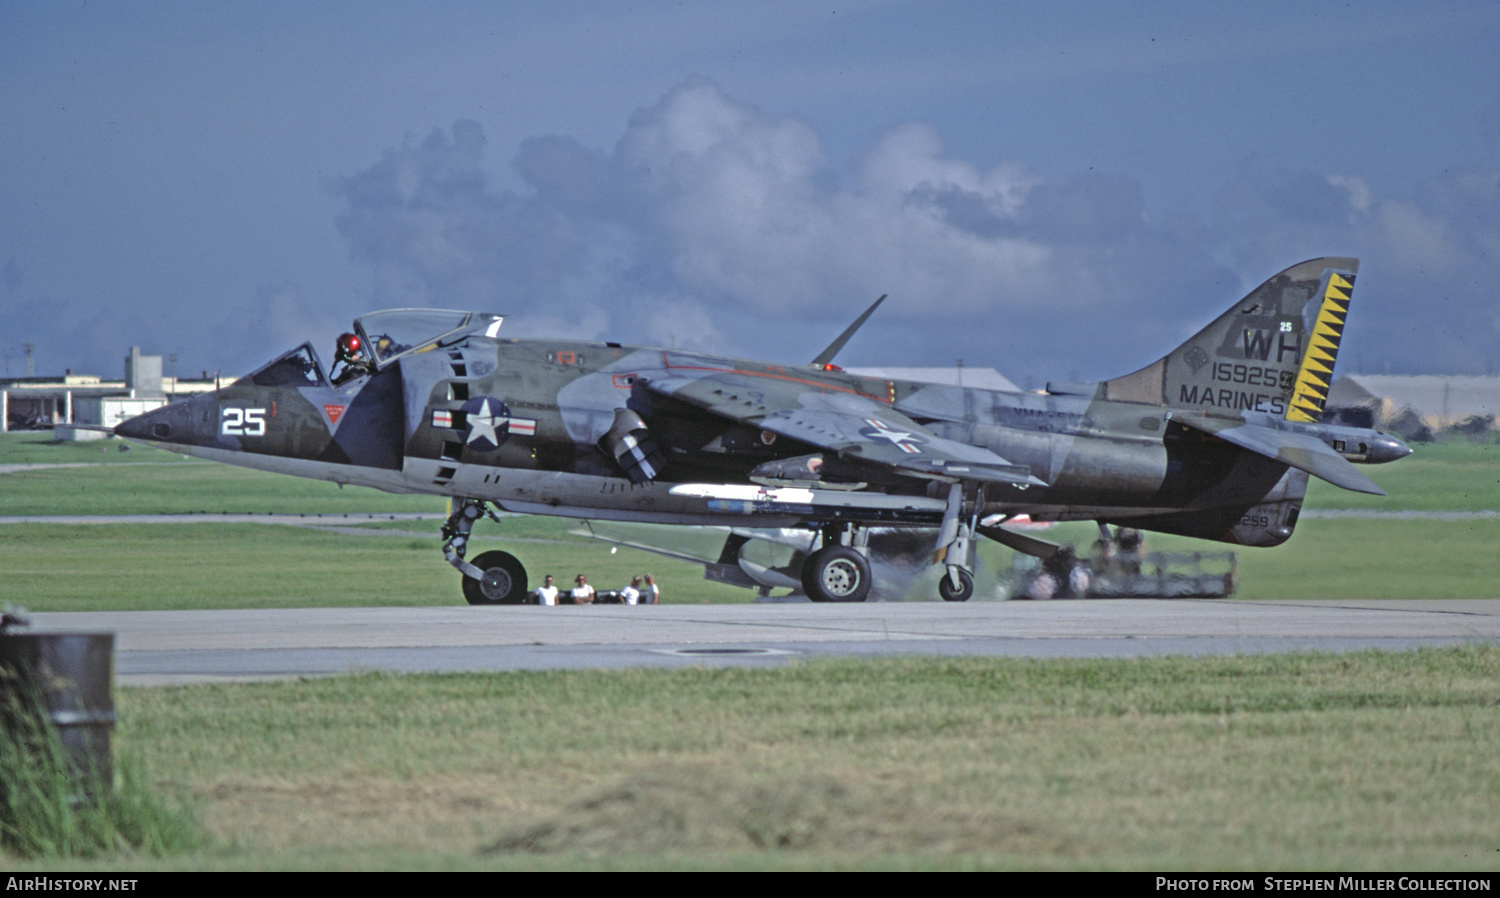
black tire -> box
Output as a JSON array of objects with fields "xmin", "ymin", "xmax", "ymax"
[
  {"xmin": 462, "ymin": 550, "xmax": 529, "ymax": 605},
  {"xmin": 938, "ymin": 568, "xmax": 974, "ymax": 602},
  {"xmin": 801, "ymin": 545, "xmax": 871, "ymax": 603}
]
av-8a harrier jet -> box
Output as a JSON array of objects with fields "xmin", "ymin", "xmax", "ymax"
[{"xmin": 116, "ymin": 258, "xmax": 1409, "ymax": 603}]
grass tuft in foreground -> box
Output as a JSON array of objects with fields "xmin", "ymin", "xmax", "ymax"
[{"xmin": 0, "ymin": 696, "xmax": 203, "ymax": 860}]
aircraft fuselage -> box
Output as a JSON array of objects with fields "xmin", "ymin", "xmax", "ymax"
[
  {"xmin": 114, "ymin": 259, "xmax": 1411, "ymax": 603},
  {"xmin": 117, "ymin": 332, "xmax": 1401, "ymax": 547}
]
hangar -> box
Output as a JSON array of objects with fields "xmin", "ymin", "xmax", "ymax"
[
  {"xmin": 2, "ymin": 347, "xmax": 230, "ymax": 436},
  {"xmin": 1328, "ymin": 374, "xmax": 1500, "ymax": 440}
]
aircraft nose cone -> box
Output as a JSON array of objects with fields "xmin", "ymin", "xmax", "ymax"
[
  {"xmin": 114, "ymin": 393, "xmax": 219, "ymax": 446},
  {"xmin": 1367, "ymin": 432, "xmax": 1413, "ymax": 464},
  {"xmin": 114, "ymin": 404, "xmax": 173, "ymax": 442}
]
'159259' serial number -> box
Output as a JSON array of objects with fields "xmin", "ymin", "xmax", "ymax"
[{"xmin": 1211, "ymin": 363, "xmax": 1292, "ymax": 389}]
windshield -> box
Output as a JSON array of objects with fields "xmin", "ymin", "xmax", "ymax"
[
  {"xmin": 247, "ymin": 343, "xmax": 328, "ymax": 388},
  {"xmin": 354, "ymin": 310, "xmax": 504, "ymax": 368}
]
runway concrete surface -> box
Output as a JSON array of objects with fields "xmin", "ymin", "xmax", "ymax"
[{"xmin": 28, "ymin": 599, "xmax": 1500, "ymax": 686}]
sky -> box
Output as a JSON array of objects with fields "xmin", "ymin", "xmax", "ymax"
[{"xmin": 3, "ymin": 1, "xmax": 1498, "ymax": 386}]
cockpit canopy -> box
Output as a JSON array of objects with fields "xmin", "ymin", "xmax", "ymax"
[
  {"xmin": 354, "ymin": 310, "xmax": 504, "ymax": 369},
  {"xmin": 248, "ymin": 344, "xmax": 328, "ymax": 388},
  {"xmin": 240, "ymin": 310, "xmax": 505, "ymax": 389}
]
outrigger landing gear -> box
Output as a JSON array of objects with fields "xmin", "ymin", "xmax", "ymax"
[
  {"xmin": 443, "ymin": 498, "xmax": 530, "ymax": 605},
  {"xmin": 935, "ymin": 483, "xmax": 978, "ymax": 602},
  {"xmin": 801, "ymin": 523, "xmax": 872, "ymax": 603}
]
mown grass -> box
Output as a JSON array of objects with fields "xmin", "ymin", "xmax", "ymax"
[
  {"xmin": 0, "ymin": 432, "xmax": 188, "ymax": 466},
  {"xmin": 0, "ymin": 523, "xmax": 751, "ymax": 610},
  {"xmin": 1232, "ymin": 517, "xmax": 1500, "ymax": 598},
  {"xmin": 5, "ymin": 648, "xmax": 1494, "ymax": 871},
  {"xmin": 3, "ymin": 435, "xmax": 1498, "ymax": 607},
  {"xmin": 0, "ymin": 457, "xmax": 445, "ymax": 517},
  {"xmin": 9, "ymin": 514, "xmax": 1493, "ymax": 610},
  {"xmin": 3, "ymin": 439, "xmax": 1496, "ymax": 870},
  {"xmin": 1304, "ymin": 440, "xmax": 1500, "ymax": 511}
]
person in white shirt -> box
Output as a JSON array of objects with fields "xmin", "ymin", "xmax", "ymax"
[
  {"xmin": 642, "ymin": 573, "xmax": 660, "ymax": 605},
  {"xmin": 533, "ymin": 574, "xmax": 559, "ymax": 606},
  {"xmin": 569, "ymin": 574, "xmax": 595, "ymax": 605},
  {"xmin": 619, "ymin": 576, "xmax": 641, "ymax": 605}
]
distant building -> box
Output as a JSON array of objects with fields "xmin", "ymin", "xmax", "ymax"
[
  {"xmin": 2, "ymin": 347, "xmax": 233, "ymax": 436},
  {"xmin": 1327, "ymin": 375, "xmax": 1500, "ymax": 438},
  {"xmin": 124, "ymin": 346, "xmax": 165, "ymax": 399}
]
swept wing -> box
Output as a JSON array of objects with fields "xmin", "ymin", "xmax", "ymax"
[{"xmin": 643, "ymin": 371, "xmax": 1046, "ymax": 486}]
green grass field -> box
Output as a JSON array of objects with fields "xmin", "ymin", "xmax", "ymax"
[
  {"xmin": 0, "ymin": 452, "xmax": 444, "ymax": 516},
  {"xmin": 1302, "ymin": 441, "xmax": 1500, "ymax": 511},
  {"xmin": 2, "ymin": 436, "xmax": 1498, "ymax": 870},
  {"xmin": 0, "ymin": 521, "xmax": 756, "ymax": 609},
  {"xmin": 2, "ymin": 433, "xmax": 1497, "ymax": 608},
  {"xmin": 5, "ymin": 648, "xmax": 1497, "ymax": 871}
]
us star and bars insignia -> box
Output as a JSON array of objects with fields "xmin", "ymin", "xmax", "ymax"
[
  {"xmin": 442, "ymin": 397, "xmax": 537, "ymax": 452},
  {"xmin": 858, "ymin": 418, "xmax": 924, "ymax": 454}
]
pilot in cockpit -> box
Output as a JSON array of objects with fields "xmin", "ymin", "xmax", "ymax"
[{"xmin": 331, "ymin": 332, "xmax": 372, "ymax": 385}]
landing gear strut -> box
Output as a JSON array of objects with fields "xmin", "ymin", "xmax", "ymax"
[
  {"xmin": 801, "ymin": 524, "xmax": 872, "ymax": 603},
  {"xmin": 934, "ymin": 483, "xmax": 978, "ymax": 602},
  {"xmin": 444, "ymin": 498, "xmax": 530, "ymax": 605}
]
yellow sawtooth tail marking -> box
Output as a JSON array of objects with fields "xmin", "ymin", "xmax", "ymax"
[{"xmin": 1286, "ymin": 271, "xmax": 1353, "ymax": 422}]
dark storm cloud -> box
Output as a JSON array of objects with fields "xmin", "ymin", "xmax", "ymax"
[
  {"xmin": 324, "ymin": 81, "xmax": 1248, "ymax": 374},
  {"xmin": 1206, "ymin": 160, "xmax": 1500, "ymax": 375},
  {"xmin": 7, "ymin": 75, "xmax": 1495, "ymax": 383},
  {"xmin": 6, "ymin": 4, "xmax": 1499, "ymax": 384},
  {"xmin": 319, "ymin": 79, "xmax": 1496, "ymax": 379}
]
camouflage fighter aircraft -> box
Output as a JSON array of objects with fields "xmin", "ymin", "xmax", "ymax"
[{"xmin": 115, "ymin": 257, "xmax": 1409, "ymax": 603}]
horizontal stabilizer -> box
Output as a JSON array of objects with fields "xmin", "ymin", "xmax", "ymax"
[{"xmin": 1174, "ymin": 414, "xmax": 1386, "ymax": 496}]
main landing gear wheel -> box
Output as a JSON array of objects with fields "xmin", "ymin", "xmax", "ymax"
[
  {"xmin": 801, "ymin": 545, "xmax": 871, "ymax": 603},
  {"xmin": 939, "ymin": 568, "xmax": 974, "ymax": 602},
  {"xmin": 462, "ymin": 550, "xmax": 529, "ymax": 605}
]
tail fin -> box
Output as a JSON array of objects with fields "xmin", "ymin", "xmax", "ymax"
[
  {"xmin": 1098, "ymin": 257, "xmax": 1358, "ymax": 420},
  {"xmin": 1284, "ymin": 266, "xmax": 1355, "ymax": 422}
]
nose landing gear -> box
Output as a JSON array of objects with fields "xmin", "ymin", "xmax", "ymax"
[
  {"xmin": 444, "ymin": 498, "xmax": 530, "ymax": 604},
  {"xmin": 934, "ymin": 483, "xmax": 977, "ymax": 602}
]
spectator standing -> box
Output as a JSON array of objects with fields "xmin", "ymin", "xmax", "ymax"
[
  {"xmin": 620, "ymin": 576, "xmax": 641, "ymax": 605},
  {"xmin": 569, "ymin": 574, "xmax": 596, "ymax": 605},
  {"xmin": 533, "ymin": 574, "xmax": 559, "ymax": 606}
]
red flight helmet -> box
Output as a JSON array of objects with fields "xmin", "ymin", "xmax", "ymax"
[{"xmin": 336, "ymin": 332, "xmax": 363, "ymax": 360}]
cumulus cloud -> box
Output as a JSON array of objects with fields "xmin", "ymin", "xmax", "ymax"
[
  {"xmin": 1208, "ymin": 160, "xmax": 1500, "ymax": 374},
  {"xmin": 328, "ymin": 80, "xmax": 1239, "ymax": 374},
  {"xmin": 322, "ymin": 78, "xmax": 1498, "ymax": 377},
  {"xmin": 13, "ymin": 78, "xmax": 1493, "ymax": 381},
  {"xmin": 333, "ymin": 119, "xmax": 625, "ymax": 317}
]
